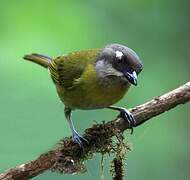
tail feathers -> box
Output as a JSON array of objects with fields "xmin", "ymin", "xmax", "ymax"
[{"xmin": 23, "ymin": 53, "xmax": 52, "ymax": 68}]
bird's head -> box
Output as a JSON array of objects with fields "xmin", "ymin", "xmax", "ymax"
[{"xmin": 96, "ymin": 44, "xmax": 143, "ymax": 86}]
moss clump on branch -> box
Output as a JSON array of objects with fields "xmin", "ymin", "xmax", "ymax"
[
  {"xmin": 110, "ymin": 132, "xmax": 130, "ymax": 180},
  {"xmin": 51, "ymin": 121, "xmax": 130, "ymax": 179}
]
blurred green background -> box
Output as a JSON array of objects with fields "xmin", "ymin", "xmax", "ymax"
[{"xmin": 0, "ymin": 0, "xmax": 189, "ymax": 179}]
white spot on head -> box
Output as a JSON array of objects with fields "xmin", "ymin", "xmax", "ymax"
[{"xmin": 115, "ymin": 51, "xmax": 123, "ymax": 59}]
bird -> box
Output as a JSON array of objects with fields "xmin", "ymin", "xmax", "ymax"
[{"xmin": 23, "ymin": 44, "xmax": 143, "ymax": 147}]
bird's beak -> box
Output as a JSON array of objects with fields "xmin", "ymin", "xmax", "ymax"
[{"xmin": 124, "ymin": 70, "xmax": 138, "ymax": 86}]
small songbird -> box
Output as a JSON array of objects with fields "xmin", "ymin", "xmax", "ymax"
[{"xmin": 23, "ymin": 44, "xmax": 143, "ymax": 147}]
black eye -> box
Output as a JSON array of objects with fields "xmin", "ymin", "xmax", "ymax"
[{"xmin": 117, "ymin": 57, "xmax": 123, "ymax": 63}]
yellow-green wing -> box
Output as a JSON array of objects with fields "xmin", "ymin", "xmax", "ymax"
[{"xmin": 49, "ymin": 49, "xmax": 100, "ymax": 89}]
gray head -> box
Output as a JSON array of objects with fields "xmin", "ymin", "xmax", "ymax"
[{"xmin": 96, "ymin": 44, "xmax": 143, "ymax": 86}]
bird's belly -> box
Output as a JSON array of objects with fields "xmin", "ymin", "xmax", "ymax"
[{"xmin": 57, "ymin": 81, "xmax": 129, "ymax": 110}]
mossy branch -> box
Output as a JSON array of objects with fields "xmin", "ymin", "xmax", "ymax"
[{"xmin": 0, "ymin": 81, "xmax": 190, "ymax": 180}]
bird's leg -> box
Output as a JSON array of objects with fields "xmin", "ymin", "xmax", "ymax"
[
  {"xmin": 64, "ymin": 107, "xmax": 88, "ymax": 147},
  {"xmin": 107, "ymin": 106, "xmax": 136, "ymax": 134}
]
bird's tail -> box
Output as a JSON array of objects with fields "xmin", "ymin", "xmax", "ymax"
[{"xmin": 23, "ymin": 53, "xmax": 52, "ymax": 68}]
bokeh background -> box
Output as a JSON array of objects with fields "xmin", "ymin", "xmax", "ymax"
[{"xmin": 0, "ymin": 0, "xmax": 189, "ymax": 179}]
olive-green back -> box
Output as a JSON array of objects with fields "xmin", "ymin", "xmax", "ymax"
[{"xmin": 49, "ymin": 49, "xmax": 100, "ymax": 89}]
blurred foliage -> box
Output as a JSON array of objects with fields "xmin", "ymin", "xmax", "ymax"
[{"xmin": 0, "ymin": 0, "xmax": 189, "ymax": 179}]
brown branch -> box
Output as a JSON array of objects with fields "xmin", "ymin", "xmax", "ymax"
[{"xmin": 0, "ymin": 81, "xmax": 190, "ymax": 180}]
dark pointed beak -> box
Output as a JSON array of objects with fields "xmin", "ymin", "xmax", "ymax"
[{"xmin": 124, "ymin": 71, "xmax": 138, "ymax": 86}]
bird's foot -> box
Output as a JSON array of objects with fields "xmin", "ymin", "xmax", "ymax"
[
  {"xmin": 72, "ymin": 130, "xmax": 88, "ymax": 148},
  {"xmin": 117, "ymin": 107, "xmax": 136, "ymax": 134}
]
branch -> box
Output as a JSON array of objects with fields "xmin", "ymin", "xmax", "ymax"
[{"xmin": 0, "ymin": 81, "xmax": 190, "ymax": 180}]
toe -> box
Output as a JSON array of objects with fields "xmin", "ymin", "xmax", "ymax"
[
  {"xmin": 119, "ymin": 108, "xmax": 136, "ymax": 128},
  {"xmin": 73, "ymin": 135, "xmax": 82, "ymax": 147},
  {"xmin": 72, "ymin": 131, "xmax": 88, "ymax": 148},
  {"xmin": 79, "ymin": 135, "xmax": 89, "ymax": 144}
]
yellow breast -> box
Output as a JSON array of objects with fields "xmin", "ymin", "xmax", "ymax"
[{"xmin": 57, "ymin": 64, "xmax": 129, "ymax": 110}]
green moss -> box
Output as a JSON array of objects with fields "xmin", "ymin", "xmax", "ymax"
[
  {"xmin": 51, "ymin": 121, "xmax": 130, "ymax": 180},
  {"xmin": 110, "ymin": 132, "xmax": 130, "ymax": 180}
]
